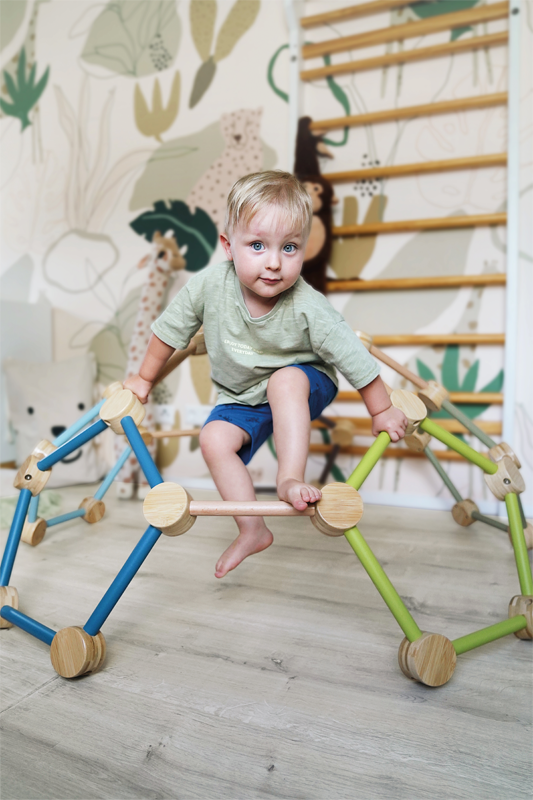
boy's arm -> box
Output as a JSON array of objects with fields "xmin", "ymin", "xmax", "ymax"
[
  {"xmin": 123, "ymin": 334, "xmax": 175, "ymax": 403},
  {"xmin": 358, "ymin": 375, "xmax": 407, "ymax": 442}
]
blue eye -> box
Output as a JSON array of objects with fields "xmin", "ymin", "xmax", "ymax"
[
  {"xmin": 251, "ymin": 242, "xmax": 264, "ymax": 251},
  {"xmin": 284, "ymin": 244, "xmax": 296, "ymax": 253}
]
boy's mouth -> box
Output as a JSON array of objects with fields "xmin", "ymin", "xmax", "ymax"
[{"xmin": 261, "ymin": 278, "xmax": 281, "ymax": 285}]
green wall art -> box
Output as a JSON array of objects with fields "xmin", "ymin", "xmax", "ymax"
[
  {"xmin": 0, "ymin": 46, "xmax": 49, "ymax": 130},
  {"xmin": 134, "ymin": 71, "xmax": 181, "ymax": 141}
]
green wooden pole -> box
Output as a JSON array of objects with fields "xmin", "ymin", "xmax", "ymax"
[
  {"xmin": 440, "ymin": 399, "xmax": 496, "ymax": 449},
  {"xmin": 453, "ymin": 616, "xmax": 528, "ymax": 654},
  {"xmin": 346, "ymin": 432, "xmax": 390, "ymax": 490},
  {"xmin": 471, "ymin": 511, "xmax": 509, "ymax": 533},
  {"xmin": 424, "ymin": 446, "xmax": 463, "ymax": 502},
  {"xmin": 344, "ymin": 526, "xmax": 423, "ymax": 642},
  {"xmin": 506, "ymin": 493, "xmax": 533, "ymax": 595},
  {"xmin": 420, "ymin": 418, "xmax": 497, "ymax": 474}
]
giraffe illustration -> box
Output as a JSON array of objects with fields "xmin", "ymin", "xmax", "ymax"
[{"xmin": 116, "ymin": 230, "xmax": 186, "ymax": 499}]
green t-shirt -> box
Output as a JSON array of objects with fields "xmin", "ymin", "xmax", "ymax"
[{"xmin": 152, "ymin": 261, "xmax": 380, "ymax": 406}]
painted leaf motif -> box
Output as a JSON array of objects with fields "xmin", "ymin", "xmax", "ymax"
[
  {"xmin": 441, "ymin": 345, "xmax": 460, "ymax": 392},
  {"xmin": 213, "ymin": 0, "xmax": 260, "ymax": 63},
  {"xmin": 460, "ymin": 360, "xmax": 479, "ymax": 393},
  {"xmin": 189, "ymin": 56, "xmax": 217, "ymax": 108},
  {"xmin": 130, "ymin": 200, "xmax": 218, "ymax": 272},
  {"xmin": 190, "ymin": 0, "xmax": 217, "ymax": 62},
  {"xmin": 416, "ymin": 359, "xmax": 437, "ymax": 384}
]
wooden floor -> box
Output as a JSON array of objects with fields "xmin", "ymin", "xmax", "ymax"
[{"xmin": 1, "ymin": 484, "xmax": 532, "ymax": 800}]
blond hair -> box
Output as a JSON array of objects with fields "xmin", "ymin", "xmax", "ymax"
[{"xmin": 225, "ymin": 170, "xmax": 313, "ymax": 240}]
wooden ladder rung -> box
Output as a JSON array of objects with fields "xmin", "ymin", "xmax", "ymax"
[
  {"xmin": 302, "ymin": 2, "xmax": 509, "ymax": 59},
  {"xmin": 312, "ymin": 417, "xmax": 502, "ymax": 435},
  {"xmin": 310, "ymin": 93, "xmax": 507, "ymax": 133},
  {"xmin": 333, "ymin": 213, "xmax": 506, "ymax": 236},
  {"xmin": 324, "ymin": 153, "xmax": 507, "ymax": 183},
  {"xmin": 309, "ymin": 443, "xmax": 466, "ymax": 461},
  {"xmin": 301, "ymin": 0, "xmax": 413, "ymax": 29},
  {"xmin": 301, "ymin": 32, "xmax": 508, "ymax": 81},
  {"xmin": 326, "ymin": 275, "xmax": 506, "ymax": 292},
  {"xmin": 369, "ymin": 334, "xmax": 505, "ymax": 346},
  {"xmin": 335, "ymin": 391, "xmax": 504, "ymax": 405}
]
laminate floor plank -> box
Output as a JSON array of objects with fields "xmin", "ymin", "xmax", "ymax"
[{"xmin": 1, "ymin": 485, "xmax": 531, "ymax": 799}]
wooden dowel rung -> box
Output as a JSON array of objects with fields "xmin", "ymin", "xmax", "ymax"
[
  {"xmin": 301, "ymin": 0, "xmax": 411, "ymax": 29},
  {"xmin": 371, "ymin": 334, "xmax": 505, "ymax": 346},
  {"xmin": 324, "ymin": 153, "xmax": 507, "ymax": 182},
  {"xmin": 335, "ymin": 391, "xmax": 503, "ymax": 405},
  {"xmin": 312, "ymin": 417, "xmax": 502, "ymax": 435},
  {"xmin": 309, "ymin": 443, "xmax": 465, "ymax": 461},
  {"xmin": 310, "ymin": 93, "xmax": 507, "ymax": 133},
  {"xmin": 333, "ymin": 213, "xmax": 506, "ymax": 236},
  {"xmin": 302, "ymin": 2, "xmax": 509, "ymax": 59},
  {"xmin": 327, "ymin": 274, "xmax": 506, "ymax": 292},
  {"xmin": 301, "ymin": 32, "xmax": 508, "ymax": 80},
  {"xmin": 189, "ymin": 501, "xmax": 315, "ymax": 517},
  {"xmin": 151, "ymin": 428, "xmax": 201, "ymax": 439}
]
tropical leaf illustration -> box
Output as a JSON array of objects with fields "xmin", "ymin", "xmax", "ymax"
[
  {"xmin": 416, "ymin": 345, "xmax": 504, "ymax": 439},
  {"xmin": 130, "ymin": 200, "xmax": 218, "ymax": 272},
  {"xmin": 134, "ymin": 72, "xmax": 180, "ymax": 141},
  {"xmin": 409, "ymin": 0, "xmax": 478, "ymax": 41},
  {"xmin": 189, "ymin": 0, "xmax": 260, "ymax": 108},
  {"xmin": 81, "ymin": 0, "xmax": 181, "ymax": 78},
  {"xmin": 0, "ymin": 47, "xmax": 49, "ymax": 131}
]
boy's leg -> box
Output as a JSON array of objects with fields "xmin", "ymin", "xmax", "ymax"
[
  {"xmin": 267, "ymin": 367, "xmax": 322, "ymax": 511},
  {"xmin": 200, "ymin": 420, "xmax": 273, "ymax": 578}
]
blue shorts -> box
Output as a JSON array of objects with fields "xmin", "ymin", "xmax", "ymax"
[{"xmin": 202, "ymin": 364, "xmax": 337, "ymax": 465}]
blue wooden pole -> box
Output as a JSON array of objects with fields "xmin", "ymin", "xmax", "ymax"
[
  {"xmin": 28, "ymin": 494, "xmax": 40, "ymax": 524},
  {"xmin": 45, "ymin": 509, "xmax": 86, "ymax": 528},
  {"xmin": 84, "ymin": 525, "xmax": 162, "ymax": 636},
  {"xmin": 53, "ymin": 400, "xmax": 106, "ymax": 447},
  {"xmin": 0, "ymin": 489, "xmax": 31, "ymax": 586},
  {"xmin": 94, "ymin": 445, "xmax": 132, "ymax": 500},
  {"xmin": 0, "ymin": 607, "xmax": 56, "ymax": 645},
  {"xmin": 122, "ymin": 417, "xmax": 163, "ymax": 488},
  {"xmin": 37, "ymin": 419, "xmax": 108, "ymax": 471}
]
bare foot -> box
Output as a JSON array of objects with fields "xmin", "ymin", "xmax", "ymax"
[
  {"xmin": 277, "ymin": 477, "xmax": 322, "ymax": 511},
  {"xmin": 215, "ymin": 523, "xmax": 273, "ymax": 578}
]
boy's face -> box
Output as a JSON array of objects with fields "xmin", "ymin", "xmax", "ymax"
[{"xmin": 220, "ymin": 206, "xmax": 307, "ymax": 309}]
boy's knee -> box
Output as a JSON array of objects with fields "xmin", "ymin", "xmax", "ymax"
[
  {"xmin": 267, "ymin": 367, "xmax": 309, "ymax": 397},
  {"xmin": 200, "ymin": 421, "xmax": 246, "ymax": 460}
]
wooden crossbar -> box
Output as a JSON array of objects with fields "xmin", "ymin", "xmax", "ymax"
[
  {"xmin": 335, "ymin": 391, "xmax": 504, "ymax": 405},
  {"xmin": 189, "ymin": 501, "xmax": 315, "ymax": 517},
  {"xmin": 301, "ymin": 0, "xmax": 412, "ymax": 29},
  {"xmin": 302, "ymin": 2, "xmax": 509, "ymax": 59},
  {"xmin": 311, "ymin": 418, "xmax": 502, "ymax": 435},
  {"xmin": 326, "ymin": 275, "xmax": 506, "ymax": 292},
  {"xmin": 310, "ymin": 93, "xmax": 507, "ymax": 133},
  {"xmin": 309, "ymin": 443, "xmax": 465, "ymax": 461},
  {"xmin": 301, "ymin": 32, "xmax": 508, "ymax": 80},
  {"xmin": 370, "ymin": 333, "xmax": 504, "ymax": 346},
  {"xmin": 324, "ymin": 153, "xmax": 507, "ymax": 182},
  {"xmin": 333, "ymin": 212, "xmax": 506, "ymax": 236}
]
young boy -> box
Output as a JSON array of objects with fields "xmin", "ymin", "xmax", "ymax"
[{"xmin": 125, "ymin": 171, "xmax": 407, "ymax": 578}]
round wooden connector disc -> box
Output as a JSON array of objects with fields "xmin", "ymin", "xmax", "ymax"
[
  {"xmin": 417, "ymin": 381, "xmax": 449, "ymax": 412},
  {"xmin": 489, "ymin": 442, "xmax": 521, "ymax": 468},
  {"xmin": 79, "ymin": 497, "xmax": 105, "ymax": 524},
  {"xmin": 331, "ymin": 419, "xmax": 356, "ymax": 447},
  {"xmin": 508, "ymin": 596, "xmax": 533, "ymax": 640},
  {"xmin": 102, "ymin": 381, "xmax": 123, "ymax": 400},
  {"xmin": 143, "ymin": 482, "xmax": 196, "ymax": 536},
  {"xmin": 514, "ymin": 522, "xmax": 533, "ymax": 551},
  {"xmin": 452, "ymin": 499, "xmax": 479, "ymax": 528},
  {"xmin": 13, "ymin": 440, "xmax": 56, "ymax": 496},
  {"xmin": 0, "ymin": 586, "xmax": 19, "ymax": 629},
  {"xmin": 390, "ymin": 390, "xmax": 427, "ymax": 434},
  {"xmin": 404, "ymin": 430, "xmax": 431, "ymax": 453},
  {"xmin": 311, "ymin": 482, "xmax": 363, "ymax": 537},
  {"xmin": 50, "ymin": 627, "xmax": 107, "ymax": 678},
  {"xmin": 21, "ymin": 518, "xmax": 47, "ymax": 546},
  {"xmin": 484, "ymin": 456, "xmax": 525, "ymax": 500},
  {"xmin": 398, "ymin": 632, "xmax": 457, "ymax": 687},
  {"xmin": 100, "ymin": 388, "xmax": 146, "ymax": 435}
]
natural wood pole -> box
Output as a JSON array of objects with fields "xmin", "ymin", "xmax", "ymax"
[
  {"xmin": 335, "ymin": 390, "xmax": 504, "ymax": 405},
  {"xmin": 370, "ymin": 333, "xmax": 505, "ymax": 346},
  {"xmin": 333, "ymin": 212, "xmax": 506, "ymax": 236},
  {"xmin": 310, "ymin": 93, "xmax": 507, "ymax": 133},
  {"xmin": 324, "ymin": 153, "xmax": 507, "ymax": 183},
  {"xmin": 189, "ymin": 501, "xmax": 316, "ymax": 517},
  {"xmin": 309, "ymin": 443, "xmax": 465, "ymax": 461},
  {"xmin": 312, "ymin": 417, "xmax": 502, "ymax": 436},
  {"xmin": 301, "ymin": 32, "xmax": 508, "ymax": 80},
  {"xmin": 326, "ymin": 274, "xmax": 506, "ymax": 292},
  {"xmin": 300, "ymin": 0, "xmax": 413, "ymax": 29},
  {"xmin": 150, "ymin": 428, "xmax": 202, "ymax": 439},
  {"xmin": 302, "ymin": 2, "xmax": 509, "ymax": 59},
  {"xmin": 153, "ymin": 331, "xmax": 206, "ymax": 388}
]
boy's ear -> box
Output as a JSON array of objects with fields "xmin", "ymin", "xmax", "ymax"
[{"xmin": 219, "ymin": 232, "xmax": 232, "ymax": 260}]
